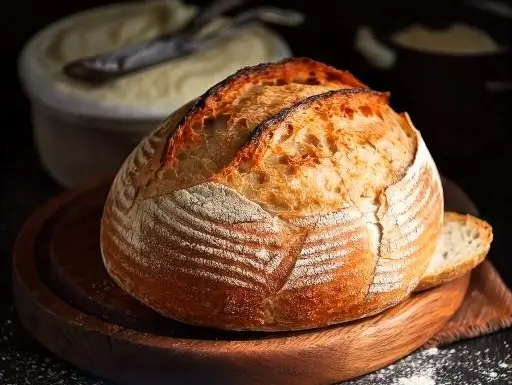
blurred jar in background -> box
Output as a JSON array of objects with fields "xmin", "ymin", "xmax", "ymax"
[
  {"xmin": 18, "ymin": 0, "xmax": 292, "ymax": 187},
  {"xmin": 353, "ymin": 0, "xmax": 511, "ymax": 185}
]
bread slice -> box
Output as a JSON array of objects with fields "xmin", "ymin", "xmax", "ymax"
[{"xmin": 416, "ymin": 211, "xmax": 493, "ymax": 292}]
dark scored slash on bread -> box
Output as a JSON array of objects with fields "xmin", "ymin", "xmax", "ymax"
[
  {"xmin": 213, "ymin": 88, "xmax": 403, "ymax": 216},
  {"xmin": 162, "ymin": 57, "xmax": 366, "ymax": 165},
  {"xmin": 149, "ymin": 58, "xmax": 367, "ymax": 194}
]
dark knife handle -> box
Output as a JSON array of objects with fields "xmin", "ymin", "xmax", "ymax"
[
  {"xmin": 62, "ymin": 0, "xmax": 250, "ymax": 84},
  {"xmin": 62, "ymin": 38, "xmax": 193, "ymax": 84}
]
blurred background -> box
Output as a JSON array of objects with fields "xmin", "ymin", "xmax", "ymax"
[{"xmin": 1, "ymin": 0, "xmax": 511, "ymax": 298}]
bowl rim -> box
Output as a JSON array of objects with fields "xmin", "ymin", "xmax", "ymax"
[
  {"xmin": 17, "ymin": 0, "xmax": 293, "ymax": 125},
  {"xmin": 380, "ymin": 34, "xmax": 511, "ymax": 59}
]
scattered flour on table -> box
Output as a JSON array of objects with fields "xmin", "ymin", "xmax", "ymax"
[
  {"xmin": 397, "ymin": 375, "xmax": 435, "ymax": 385},
  {"xmin": 0, "ymin": 306, "xmax": 107, "ymax": 385},
  {"xmin": 343, "ymin": 343, "xmax": 512, "ymax": 385},
  {"xmin": 0, "ymin": 305, "xmax": 511, "ymax": 384}
]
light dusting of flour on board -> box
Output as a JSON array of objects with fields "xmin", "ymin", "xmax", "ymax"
[
  {"xmin": 343, "ymin": 344, "xmax": 512, "ymax": 385},
  {"xmin": 397, "ymin": 375, "xmax": 435, "ymax": 385}
]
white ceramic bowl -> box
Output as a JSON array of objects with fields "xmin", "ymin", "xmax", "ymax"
[{"xmin": 18, "ymin": 1, "xmax": 292, "ymax": 187}]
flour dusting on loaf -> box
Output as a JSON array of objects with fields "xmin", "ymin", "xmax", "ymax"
[
  {"xmin": 282, "ymin": 207, "xmax": 370, "ymax": 291},
  {"xmin": 173, "ymin": 182, "xmax": 269, "ymax": 224},
  {"xmin": 99, "ymin": 58, "xmax": 469, "ymax": 332},
  {"xmin": 366, "ymin": 127, "xmax": 443, "ymax": 304}
]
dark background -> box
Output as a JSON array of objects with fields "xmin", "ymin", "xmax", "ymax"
[{"xmin": 0, "ymin": 0, "xmax": 511, "ymax": 383}]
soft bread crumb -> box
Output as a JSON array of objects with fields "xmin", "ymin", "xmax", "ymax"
[
  {"xmin": 416, "ymin": 212, "xmax": 493, "ymax": 291},
  {"xmin": 427, "ymin": 219, "xmax": 484, "ymax": 270}
]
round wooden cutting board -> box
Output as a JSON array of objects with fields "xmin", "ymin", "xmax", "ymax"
[{"xmin": 12, "ymin": 177, "xmax": 474, "ymax": 385}]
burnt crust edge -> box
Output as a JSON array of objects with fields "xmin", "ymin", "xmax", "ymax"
[{"xmin": 159, "ymin": 57, "xmax": 366, "ymax": 166}]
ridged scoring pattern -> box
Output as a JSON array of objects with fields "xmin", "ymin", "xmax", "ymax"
[
  {"xmin": 107, "ymin": 198, "xmax": 279, "ymax": 290},
  {"xmin": 108, "ymin": 124, "xmax": 168, "ymax": 210},
  {"xmin": 283, "ymin": 209, "xmax": 366, "ymax": 290},
  {"xmin": 105, "ymin": 138, "xmax": 306, "ymax": 292},
  {"xmin": 368, "ymin": 128, "xmax": 443, "ymax": 297},
  {"xmin": 105, "ymin": 126, "xmax": 440, "ymax": 296}
]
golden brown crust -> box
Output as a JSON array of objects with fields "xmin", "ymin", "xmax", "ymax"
[
  {"xmin": 415, "ymin": 212, "xmax": 493, "ymax": 292},
  {"xmin": 100, "ymin": 58, "xmax": 484, "ymax": 332},
  {"xmin": 101, "ymin": 184, "xmax": 309, "ymax": 331},
  {"xmin": 214, "ymin": 88, "xmax": 416, "ymax": 216},
  {"xmin": 138, "ymin": 58, "xmax": 365, "ymax": 198},
  {"xmin": 164, "ymin": 57, "xmax": 366, "ymax": 165}
]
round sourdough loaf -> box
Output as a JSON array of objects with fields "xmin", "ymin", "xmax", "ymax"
[{"xmin": 99, "ymin": 58, "xmax": 444, "ymax": 331}]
